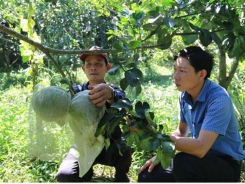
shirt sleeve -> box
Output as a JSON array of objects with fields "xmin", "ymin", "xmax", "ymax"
[
  {"xmin": 72, "ymin": 85, "xmax": 82, "ymax": 93},
  {"xmin": 111, "ymin": 86, "xmax": 125, "ymax": 101},
  {"xmin": 179, "ymin": 93, "xmax": 187, "ymax": 123}
]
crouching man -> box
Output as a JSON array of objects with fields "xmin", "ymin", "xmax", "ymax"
[{"xmin": 55, "ymin": 46, "xmax": 132, "ymax": 182}]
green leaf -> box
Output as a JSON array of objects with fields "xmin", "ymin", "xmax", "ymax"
[
  {"xmin": 44, "ymin": 0, "xmax": 58, "ymax": 5},
  {"xmin": 228, "ymin": 32, "xmax": 236, "ymax": 47},
  {"xmin": 163, "ymin": 17, "xmax": 176, "ymax": 28},
  {"xmin": 152, "ymin": 139, "xmax": 160, "ymax": 150},
  {"xmin": 228, "ymin": 39, "xmax": 244, "ymax": 58},
  {"xmin": 132, "ymin": 10, "xmax": 144, "ymax": 25},
  {"xmin": 111, "ymin": 98, "xmax": 133, "ymax": 111},
  {"xmin": 135, "ymin": 83, "xmax": 142, "ymax": 97},
  {"xmin": 199, "ymin": 29, "xmax": 212, "ymax": 46},
  {"xmin": 28, "ymin": 17, "xmax": 35, "ymax": 31},
  {"xmin": 143, "ymin": 23, "xmax": 159, "ymax": 31},
  {"xmin": 145, "ymin": 109, "xmax": 155, "ymax": 126},
  {"xmin": 147, "ymin": 138, "xmax": 155, "ymax": 151},
  {"xmin": 157, "ymin": 141, "xmax": 175, "ymax": 169},
  {"xmin": 142, "ymin": 102, "xmax": 150, "ymax": 110},
  {"xmin": 20, "ymin": 19, "xmax": 28, "ymax": 32},
  {"xmin": 108, "ymin": 117, "xmax": 122, "ymax": 136},
  {"xmin": 156, "ymin": 133, "xmax": 165, "ymax": 140},
  {"xmin": 105, "ymin": 138, "xmax": 110, "ymax": 150},
  {"xmin": 161, "ymin": 141, "xmax": 175, "ymax": 155},
  {"xmin": 152, "ymin": 155, "xmax": 160, "ymax": 165},
  {"xmin": 22, "ymin": 56, "xmax": 30, "ymax": 63},
  {"xmin": 147, "ymin": 7, "xmax": 160, "ymax": 18},
  {"xmin": 28, "ymin": 2, "xmax": 35, "ymax": 17},
  {"xmin": 108, "ymin": 65, "xmax": 120, "ymax": 75},
  {"xmin": 126, "ymin": 62, "xmax": 137, "ymax": 68},
  {"xmin": 137, "ymin": 137, "xmax": 153, "ymax": 151},
  {"xmin": 120, "ymin": 78, "xmax": 128, "ymax": 91},
  {"xmin": 182, "ymin": 34, "xmax": 198, "ymax": 45},
  {"xmin": 162, "ymin": 0, "xmax": 176, "ymax": 6},
  {"xmin": 113, "ymin": 42, "xmax": 124, "ymax": 51},
  {"xmin": 135, "ymin": 101, "xmax": 145, "ymax": 118},
  {"xmin": 125, "ymin": 68, "xmax": 143, "ymax": 87},
  {"xmin": 115, "ymin": 138, "xmax": 127, "ymax": 153},
  {"xmin": 128, "ymin": 41, "xmax": 141, "ymax": 49},
  {"xmin": 133, "ymin": 131, "xmax": 141, "ymax": 144},
  {"xmin": 135, "ymin": 101, "xmax": 150, "ymax": 118},
  {"xmin": 223, "ymin": 21, "xmax": 234, "ymax": 31},
  {"xmin": 189, "ymin": 23, "xmax": 200, "ymax": 32},
  {"xmin": 210, "ymin": 33, "xmax": 222, "ymax": 45},
  {"xmin": 126, "ymin": 132, "xmax": 137, "ymax": 146},
  {"xmin": 96, "ymin": 112, "xmax": 114, "ymax": 131},
  {"xmin": 157, "ymin": 32, "xmax": 172, "ymax": 49},
  {"xmin": 147, "ymin": 15, "xmax": 163, "ymax": 26}
]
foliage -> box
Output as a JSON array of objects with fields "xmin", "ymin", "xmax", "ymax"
[
  {"xmin": 228, "ymin": 60, "xmax": 245, "ymax": 150},
  {"xmin": 1, "ymin": 0, "xmax": 245, "ymax": 181},
  {"xmin": 1, "ymin": 0, "xmax": 245, "ymax": 89}
]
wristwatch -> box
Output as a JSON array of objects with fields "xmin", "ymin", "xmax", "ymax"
[{"xmin": 111, "ymin": 89, "xmax": 117, "ymax": 100}]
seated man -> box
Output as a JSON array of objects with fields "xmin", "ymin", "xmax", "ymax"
[
  {"xmin": 55, "ymin": 46, "xmax": 132, "ymax": 182},
  {"xmin": 137, "ymin": 46, "xmax": 244, "ymax": 182}
]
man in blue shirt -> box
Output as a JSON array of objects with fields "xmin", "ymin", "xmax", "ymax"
[
  {"xmin": 138, "ymin": 46, "xmax": 244, "ymax": 182},
  {"xmin": 56, "ymin": 46, "xmax": 132, "ymax": 182}
]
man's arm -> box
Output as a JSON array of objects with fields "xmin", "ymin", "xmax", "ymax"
[
  {"xmin": 170, "ymin": 129, "xmax": 218, "ymax": 158},
  {"xmin": 171, "ymin": 121, "xmax": 189, "ymax": 137}
]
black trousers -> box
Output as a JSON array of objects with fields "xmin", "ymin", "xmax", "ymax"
[
  {"xmin": 138, "ymin": 151, "xmax": 242, "ymax": 182},
  {"xmin": 55, "ymin": 141, "xmax": 132, "ymax": 182}
]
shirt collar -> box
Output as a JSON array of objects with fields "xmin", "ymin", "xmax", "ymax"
[{"xmin": 182, "ymin": 79, "xmax": 211, "ymax": 104}]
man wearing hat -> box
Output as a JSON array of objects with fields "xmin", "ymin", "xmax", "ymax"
[{"xmin": 55, "ymin": 46, "xmax": 132, "ymax": 182}]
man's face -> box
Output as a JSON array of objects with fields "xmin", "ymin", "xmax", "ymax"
[
  {"xmin": 173, "ymin": 57, "xmax": 205, "ymax": 93},
  {"xmin": 82, "ymin": 55, "xmax": 110, "ymax": 85}
]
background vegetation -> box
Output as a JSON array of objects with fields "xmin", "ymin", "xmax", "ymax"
[{"xmin": 0, "ymin": 0, "xmax": 245, "ymax": 182}]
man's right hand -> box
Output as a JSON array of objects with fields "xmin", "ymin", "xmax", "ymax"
[{"xmin": 137, "ymin": 155, "xmax": 159, "ymax": 174}]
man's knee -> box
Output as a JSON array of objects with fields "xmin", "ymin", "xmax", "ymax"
[
  {"xmin": 55, "ymin": 172, "xmax": 72, "ymax": 182},
  {"xmin": 138, "ymin": 164, "xmax": 175, "ymax": 182},
  {"xmin": 172, "ymin": 152, "xmax": 200, "ymax": 181},
  {"xmin": 55, "ymin": 167, "xmax": 93, "ymax": 182},
  {"xmin": 173, "ymin": 152, "xmax": 189, "ymax": 164},
  {"xmin": 172, "ymin": 152, "xmax": 190, "ymax": 172},
  {"xmin": 55, "ymin": 157, "xmax": 78, "ymax": 182}
]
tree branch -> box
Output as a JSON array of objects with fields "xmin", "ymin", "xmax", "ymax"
[
  {"xmin": 0, "ymin": 24, "xmax": 112, "ymax": 54},
  {"xmin": 0, "ymin": 24, "xmax": 178, "ymax": 54}
]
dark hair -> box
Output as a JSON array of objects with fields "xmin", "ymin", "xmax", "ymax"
[{"xmin": 174, "ymin": 46, "xmax": 214, "ymax": 79}]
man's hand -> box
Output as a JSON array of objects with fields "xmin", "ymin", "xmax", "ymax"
[
  {"xmin": 88, "ymin": 83, "xmax": 114, "ymax": 107},
  {"xmin": 137, "ymin": 155, "xmax": 159, "ymax": 174}
]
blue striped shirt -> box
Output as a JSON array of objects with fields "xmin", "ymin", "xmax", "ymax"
[{"xmin": 179, "ymin": 79, "xmax": 245, "ymax": 161}]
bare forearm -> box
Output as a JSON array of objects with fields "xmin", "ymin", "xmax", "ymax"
[{"xmin": 170, "ymin": 136, "xmax": 204, "ymax": 157}]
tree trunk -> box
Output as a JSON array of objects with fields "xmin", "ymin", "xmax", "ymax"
[{"xmin": 218, "ymin": 45, "xmax": 239, "ymax": 89}]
